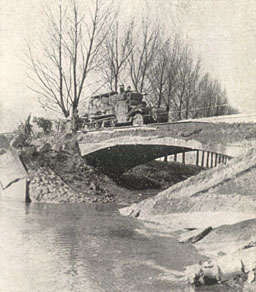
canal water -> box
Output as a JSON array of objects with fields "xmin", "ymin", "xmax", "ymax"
[{"xmin": 0, "ymin": 200, "xmax": 235, "ymax": 292}]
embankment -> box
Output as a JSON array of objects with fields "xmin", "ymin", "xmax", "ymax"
[
  {"xmin": 120, "ymin": 148, "xmax": 256, "ymax": 220},
  {"xmin": 120, "ymin": 148, "xmax": 256, "ymax": 287}
]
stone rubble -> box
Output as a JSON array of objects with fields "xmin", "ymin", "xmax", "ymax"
[
  {"xmin": 29, "ymin": 167, "xmax": 80, "ymax": 203},
  {"xmin": 184, "ymin": 246, "xmax": 256, "ymax": 287}
]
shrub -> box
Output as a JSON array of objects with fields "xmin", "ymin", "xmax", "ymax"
[{"xmin": 33, "ymin": 117, "xmax": 53, "ymax": 134}]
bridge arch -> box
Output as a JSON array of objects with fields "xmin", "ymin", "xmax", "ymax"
[{"xmin": 78, "ymin": 136, "xmax": 234, "ymax": 176}]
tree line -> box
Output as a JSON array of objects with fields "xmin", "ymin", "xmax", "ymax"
[{"xmin": 26, "ymin": 0, "xmax": 238, "ymax": 122}]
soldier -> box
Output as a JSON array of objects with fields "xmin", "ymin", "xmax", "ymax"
[
  {"xmin": 124, "ymin": 85, "xmax": 132, "ymax": 101},
  {"xmin": 119, "ymin": 84, "xmax": 124, "ymax": 93}
]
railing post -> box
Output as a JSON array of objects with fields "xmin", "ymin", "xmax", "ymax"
[
  {"xmin": 206, "ymin": 152, "xmax": 210, "ymax": 168},
  {"xmin": 215, "ymin": 153, "xmax": 218, "ymax": 167},
  {"xmin": 174, "ymin": 153, "xmax": 177, "ymax": 162},
  {"xmin": 196, "ymin": 150, "xmax": 199, "ymax": 166},
  {"xmin": 211, "ymin": 152, "xmax": 214, "ymax": 168},
  {"xmin": 201, "ymin": 151, "xmax": 205, "ymax": 167}
]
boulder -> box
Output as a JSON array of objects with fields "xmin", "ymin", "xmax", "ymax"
[{"xmin": 11, "ymin": 133, "xmax": 26, "ymax": 148}]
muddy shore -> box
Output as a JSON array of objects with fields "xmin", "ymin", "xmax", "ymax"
[{"xmin": 120, "ymin": 149, "xmax": 256, "ymax": 289}]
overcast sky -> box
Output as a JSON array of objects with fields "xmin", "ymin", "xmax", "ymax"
[{"xmin": 0, "ymin": 0, "xmax": 256, "ymax": 132}]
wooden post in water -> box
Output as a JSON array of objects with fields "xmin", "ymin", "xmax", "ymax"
[
  {"xmin": 201, "ymin": 151, "xmax": 205, "ymax": 167},
  {"xmin": 206, "ymin": 152, "xmax": 210, "ymax": 168},
  {"xmin": 182, "ymin": 152, "xmax": 185, "ymax": 164},
  {"xmin": 25, "ymin": 179, "xmax": 31, "ymax": 203}
]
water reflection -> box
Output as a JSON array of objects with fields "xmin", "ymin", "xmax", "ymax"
[{"xmin": 0, "ymin": 200, "xmax": 232, "ymax": 292}]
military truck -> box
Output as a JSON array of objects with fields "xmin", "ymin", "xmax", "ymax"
[{"xmin": 81, "ymin": 87, "xmax": 168, "ymax": 129}]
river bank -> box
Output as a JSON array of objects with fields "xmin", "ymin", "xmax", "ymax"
[{"xmin": 120, "ymin": 148, "xmax": 256, "ymax": 290}]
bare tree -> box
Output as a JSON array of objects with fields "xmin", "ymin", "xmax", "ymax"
[
  {"xmin": 191, "ymin": 73, "xmax": 238, "ymax": 118},
  {"xmin": 99, "ymin": 20, "xmax": 134, "ymax": 92},
  {"xmin": 26, "ymin": 0, "xmax": 113, "ymax": 118},
  {"xmin": 128, "ymin": 21, "xmax": 161, "ymax": 93},
  {"xmin": 147, "ymin": 39, "xmax": 169, "ymax": 108},
  {"xmin": 169, "ymin": 45, "xmax": 192, "ymax": 120},
  {"xmin": 148, "ymin": 36, "xmax": 183, "ymax": 113},
  {"xmin": 183, "ymin": 57, "xmax": 201, "ymax": 119},
  {"xmin": 164, "ymin": 36, "xmax": 183, "ymax": 115},
  {"xmin": 146, "ymin": 34, "xmax": 236, "ymax": 121}
]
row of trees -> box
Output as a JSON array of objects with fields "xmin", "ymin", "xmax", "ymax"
[
  {"xmin": 26, "ymin": 0, "xmax": 237, "ymax": 121},
  {"xmin": 99, "ymin": 21, "xmax": 237, "ymax": 120}
]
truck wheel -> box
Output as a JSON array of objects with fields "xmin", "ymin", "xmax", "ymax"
[
  {"xmin": 95, "ymin": 121, "xmax": 102, "ymax": 129},
  {"xmin": 92, "ymin": 121, "xmax": 100, "ymax": 130},
  {"xmin": 110, "ymin": 119, "xmax": 117, "ymax": 127},
  {"xmin": 132, "ymin": 113, "xmax": 144, "ymax": 126}
]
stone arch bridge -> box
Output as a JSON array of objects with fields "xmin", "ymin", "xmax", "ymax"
[{"xmin": 78, "ymin": 124, "xmax": 250, "ymax": 177}]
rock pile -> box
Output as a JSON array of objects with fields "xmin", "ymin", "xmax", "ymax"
[
  {"xmin": 28, "ymin": 166, "xmax": 80, "ymax": 203},
  {"xmin": 20, "ymin": 136, "xmax": 133, "ymax": 203},
  {"xmin": 24, "ymin": 152, "xmax": 117, "ymax": 203}
]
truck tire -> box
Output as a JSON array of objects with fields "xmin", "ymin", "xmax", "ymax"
[
  {"xmin": 110, "ymin": 119, "xmax": 117, "ymax": 127},
  {"xmin": 90, "ymin": 121, "xmax": 100, "ymax": 130},
  {"xmin": 132, "ymin": 113, "xmax": 144, "ymax": 126}
]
